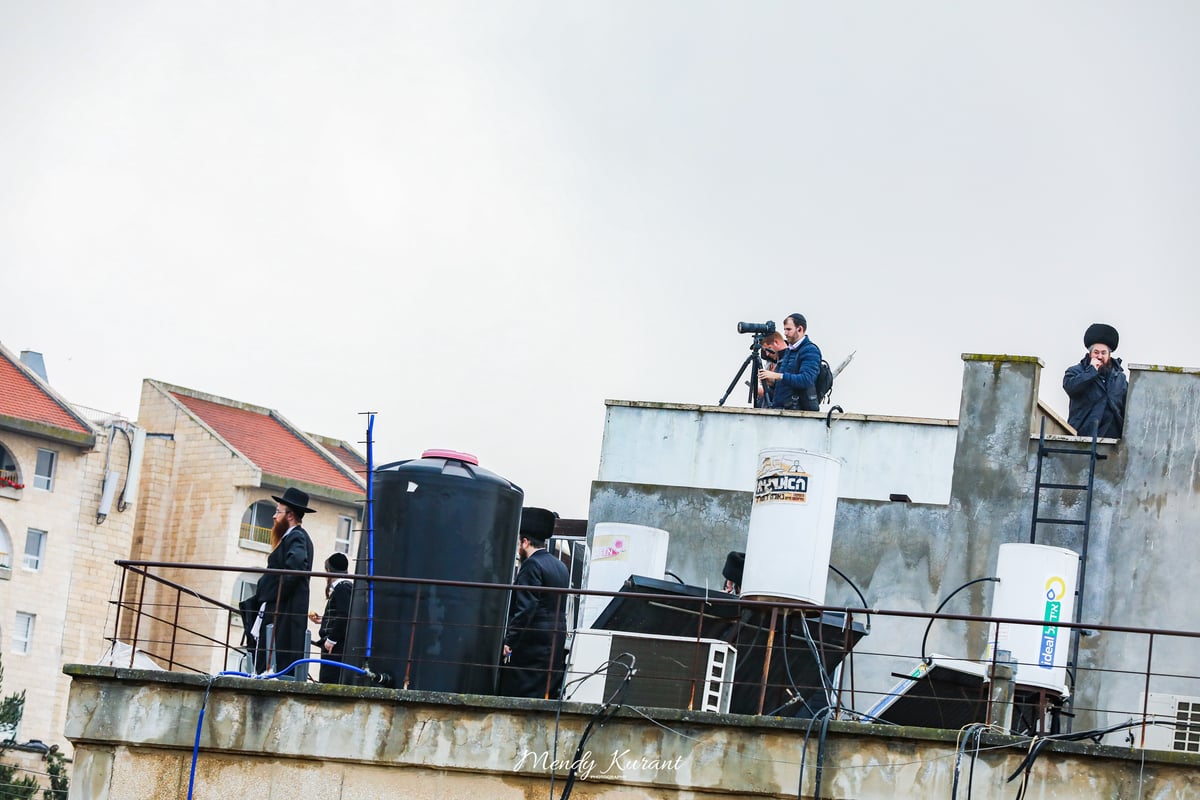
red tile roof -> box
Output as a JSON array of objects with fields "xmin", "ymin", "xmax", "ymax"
[
  {"xmin": 171, "ymin": 393, "xmax": 363, "ymax": 496},
  {"xmin": 330, "ymin": 443, "xmax": 367, "ymax": 474},
  {"xmin": 0, "ymin": 350, "xmax": 92, "ymax": 436}
]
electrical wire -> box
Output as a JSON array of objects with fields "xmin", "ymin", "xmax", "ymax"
[
  {"xmin": 554, "ymin": 654, "xmax": 637, "ymax": 800},
  {"xmin": 920, "ymin": 577, "xmax": 1000, "ymax": 664}
]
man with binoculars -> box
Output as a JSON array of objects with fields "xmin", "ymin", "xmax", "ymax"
[{"xmin": 758, "ymin": 313, "xmax": 823, "ymax": 411}]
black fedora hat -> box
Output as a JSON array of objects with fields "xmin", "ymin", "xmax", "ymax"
[
  {"xmin": 272, "ymin": 487, "xmax": 316, "ymax": 514},
  {"xmin": 324, "ymin": 552, "xmax": 349, "ymax": 572}
]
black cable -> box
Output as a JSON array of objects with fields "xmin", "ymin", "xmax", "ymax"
[
  {"xmin": 827, "ymin": 564, "xmax": 870, "ymax": 631},
  {"xmin": 920, "ymin": 577, "xmax": 1000, "ymax": 664},
  {"xmin": 768, "ymin": 610, "xmax": 819, "ymax": 718},
  {"xmin": 796, "ymin": 705, "xmax": 833, "ymax": 800},
  {"xmin": 557, "ymin": 655, "xmax": 636, "ymax": 800},
  {"xmin": 813, "ymin": 709, "xmax": 832, "ymax": 799},
  {"xmin": 113, "ymin": 425, "xmax": 133, "ymax": 512}
]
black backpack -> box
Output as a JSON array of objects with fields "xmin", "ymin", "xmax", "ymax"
[{"xmin": 815, "ymin": 359, "xmax": 834, "ymax": 404}]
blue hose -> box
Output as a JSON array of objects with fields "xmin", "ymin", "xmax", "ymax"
[
  {"xmin": 188, "ymin": 659, "xmax": 374, "ymax": 799},
  {"xmin": 365, "ymin": 413, "xmax": 376, "ymax": 660}
]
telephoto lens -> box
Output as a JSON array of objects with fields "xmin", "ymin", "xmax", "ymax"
[{"xmin": 737, "ymin": 321, "xmax": 775, "ymax": 335}]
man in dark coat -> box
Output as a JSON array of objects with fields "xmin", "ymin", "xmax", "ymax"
[
  {"xmin": 499, "ymin": 507, "xmax": 570, "ymax": 699},
  {"xmin": 1063, "ymin": 322, "xmax": 1128, "ymax": 439},
  {"xmin": 254, "ymin": 487, "xmax": 315, "ymax": 679},
  {"xmin": 760, "ymin": 312, "xmax": 823, "ymax": 411},
  {"xmin": 310, "ymin": 552, "xmax": 354, "ymax": 684}
]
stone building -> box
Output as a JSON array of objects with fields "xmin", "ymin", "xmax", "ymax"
[
  {"xmin": 127, "ymin": 380, "xmax": 366, "ymax": 677},
  {"xmin": 0, "ymin": 342, "xmax": 141, "ymax": 751}
]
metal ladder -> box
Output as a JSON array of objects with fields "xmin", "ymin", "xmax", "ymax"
[{"xmin": 1028, "ymin": 415, "xmax": 1106, "ymax": 731}]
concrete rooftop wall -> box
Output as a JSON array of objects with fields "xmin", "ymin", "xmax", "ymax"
[
  {"xmin": 588, "ymin": 354, "xmax": 1200, "ymax": 739},
  {"xmin": 63, "ymin": 667, "xmax": 1200, "ymax": 799}
]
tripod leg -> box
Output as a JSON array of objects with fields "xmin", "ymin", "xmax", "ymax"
[{"xmin": 719, "ymin": 354, "xmax": 757, "ymax": 406}]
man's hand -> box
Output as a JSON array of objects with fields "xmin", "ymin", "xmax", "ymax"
[
  {"xmin": 1090, "ymin": 357, "xmax": 1103, "ymax": 369},
  {"xmin": 502, "ymin": 644, "xmax": 512, "ymax": 663},
  {"xmin": 324, "ymin": 639, "xmax": 335, "ymax": 653},
  {"xmin": 759, "ymin": 369, "xmax": 781, "ymax": 384},
  {"xmin": 308, "ymin": 611, "xmax": 322, "ymax": 624}
]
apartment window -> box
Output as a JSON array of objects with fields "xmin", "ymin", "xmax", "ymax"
[
  {"xmin": 232, "ymin": 576, "xmax": 259, "ymax": 628},
  {"xmin": 239, "ymin": 500, "xmax": 275, "ymax": 546},
  {"xmin": 13, "ymin": 612, "xmax": 34, "ymax": 655},
  {"xmin": 0, "ymin": 524, "xmax": 12, "ymax": 571},
  {"xmin": 0, "ymin": 444, "xmax": 19, "ymax": 490},
  {"xmin": 23, "ymin": 529, "xmax": 46, "ymax": 571},
  {"xmin": 33, "ymin": 449, "xmax": 56, "ymax": 491},
  {"xmin": 336, "ymin": 516, "xmax": 354, "ymax": 555}
]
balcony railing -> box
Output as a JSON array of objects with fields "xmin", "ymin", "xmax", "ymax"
[
  {"xmin": 106, "ymin": 559, "xmax": 1200, "ymax": 751},
  {"xmin": 239, "ymin": 522, "xmax": 272, "ymax": 545}
]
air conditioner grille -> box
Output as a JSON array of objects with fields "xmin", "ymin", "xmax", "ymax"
[{"xmin": 1173, "ymin": 700, "xmax": 1200, "ymax": 752}]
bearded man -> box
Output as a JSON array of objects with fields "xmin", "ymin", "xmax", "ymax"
[
  {"xmin": 253, "ymin": 487, "xmax": 315, "ymax": 678},
  {"xmin": 499, "ymin": 507, "xmax": 570, "ymax": 698},
  {"xmin": 1063, "ymin": 322, "xmax": 1128, "ymax": 439}
]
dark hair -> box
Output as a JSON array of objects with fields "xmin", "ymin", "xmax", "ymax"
[
  {"xmin": 523, "ymin": 534, "xmax": 548, "ymax": 549},
  {"xmin": 785, "ymin": 313, "xmax": 807, "ymax": 330}
]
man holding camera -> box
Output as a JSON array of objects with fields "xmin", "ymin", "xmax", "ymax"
[{"xmin": 759, "ymin": 312, "xmax": 823, "ymax": 411}]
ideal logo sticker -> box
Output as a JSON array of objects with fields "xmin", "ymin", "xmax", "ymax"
[{"xmin": 1038, "ymin": 576, "xmax": 1066, "ymax": 669}]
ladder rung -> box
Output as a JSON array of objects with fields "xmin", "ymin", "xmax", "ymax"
[
  {"xmin": 1040, "ymin": 446, "xmax": 1094, "ymax": 456},
  {"xmin": 1035, "ymin": 517, "xmax": 1087, "ymax": 526},
  {"xmin": 1038, "ymin": 482, "xmax": 1089, "ymax": 491}
]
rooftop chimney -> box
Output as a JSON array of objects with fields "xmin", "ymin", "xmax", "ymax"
[{"xmin": 19, "ymin": 351, "xmax": 48, "ymax": 383}]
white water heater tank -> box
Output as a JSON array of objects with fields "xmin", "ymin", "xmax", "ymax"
[
  {"xmin": 741, "ymin": 448, "xmax": 842, "ymax": 604},
  {"xmin": 990, "ymin": 542, "xmax": 1080, "ymax": 695},
  {"xmin": 579, "ymin": 522, "xmax": 670, "ymax": 629}
]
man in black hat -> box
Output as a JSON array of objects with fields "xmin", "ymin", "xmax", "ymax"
[
  {"xmin": 309, "ymin": 551, "xmax": 353, "ymax": 684},
  {"xmin": 252, "ymin": 487, "xmax": 316, "ymax": 678},
  {"xmin": 499, "ymin": 507, "xmax": 570, "ymax": 699},
  {"xmin": 759, "ymin": 313, "xmax": 824, "ymax": 411},
  {"xmin": 1063, "ymin": 322, "xmax": 1128, "ymax": 439}
]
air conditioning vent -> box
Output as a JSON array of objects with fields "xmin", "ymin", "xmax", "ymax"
[
  {"xmin": 566, "ymin": 629, "xmax": 736, "ymax": 713},
  {"xmin": 1139, "ymin": 693, "xmax": 1200, "ymax": 751}
]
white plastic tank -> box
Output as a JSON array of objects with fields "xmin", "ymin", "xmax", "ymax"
[
  {"xmin": 989, "ymin": 543, "xmax": 1080, "ymax": 695},
  {"xmin": 579, "ymin": 522, "xmax": 670, "ymax": 629},
  {"xmin": 741, "ymin": 448, "xmax": 842, "ymax": 604}
]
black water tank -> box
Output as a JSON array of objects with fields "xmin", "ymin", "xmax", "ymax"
[{"xmin": 344, "ymin": 449, "xmax": 522, "ymax": 694}]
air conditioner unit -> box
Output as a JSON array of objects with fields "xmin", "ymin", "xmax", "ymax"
[
  {"xmin": 566, "ymin": 629, "xmax": 736, "ymax": 713},
  {"xmin": 1138, "ymin": 693, "xmax": 1200, "ymax": 752}
]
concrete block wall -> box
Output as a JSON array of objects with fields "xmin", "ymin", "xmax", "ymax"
[{"xmin": 587, "ymin": 354, "xmax": 1200, "ymax": 739}]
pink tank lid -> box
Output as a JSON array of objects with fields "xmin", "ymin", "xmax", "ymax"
[{"xmin": 421, "ymin": 448, "xmax": 479, "ymax": 465}]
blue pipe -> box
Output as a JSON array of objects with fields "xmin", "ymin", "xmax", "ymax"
[
  {"xmin": 188, "ymin": 660, "xmax": 375, "ymax": 799},
  {"xmin": 365, "ymin": 413, "xmax": 376, "ymax": 659}
]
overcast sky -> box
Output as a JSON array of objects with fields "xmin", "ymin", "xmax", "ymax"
[{"xmin": 2, "ymin": 3, "xmax": 1197, "ymax": 517}]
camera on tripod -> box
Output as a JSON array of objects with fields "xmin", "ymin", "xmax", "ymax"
[{"xmin": 737, "ymin": 320, "xmax": 775, "ymax": 335}]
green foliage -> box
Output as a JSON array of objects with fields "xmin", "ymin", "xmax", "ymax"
[
  {"xmin": 40, "ymin": 750, "xmax": 67, "ymax": 800},
  {"xmin": 0, "ymin": 657, "xmax": 55, "ymax": 800}
]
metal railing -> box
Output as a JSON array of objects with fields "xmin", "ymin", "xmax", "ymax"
[
  {"xmin": 106, "ymin": 559, "xmax": 1200, "ymax": 750},
  {"xmin": 238, "ymin": 523, "xmax": 272, "ymax": 545}
]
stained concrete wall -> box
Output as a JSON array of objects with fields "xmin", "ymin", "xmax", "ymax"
[
  {"xmin": 588, "ymin": 354, "xmax": 1200, "ymax": 739},
  {"xmin": 63, "ymin": 666, "xmax": 1200, "ymax": 800}
]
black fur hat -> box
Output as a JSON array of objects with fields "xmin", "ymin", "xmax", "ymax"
[
  {"xmin": 519, "ymin": 507, "xmax": 557, "ymax": 543},
  {"xmin": 1084, "ymin": 323, "xmax": 1119, "ymax": 352}
]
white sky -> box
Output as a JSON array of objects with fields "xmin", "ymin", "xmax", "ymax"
[{"xmin": 2, "ymin": 3, "xmax": 1197, "ymax": 517}]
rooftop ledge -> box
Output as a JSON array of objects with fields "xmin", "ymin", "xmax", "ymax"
[
  {"xmin": 62, "ymin": 664, "xmax": 1200, "ymax": 769},
  {"xmin": 604, "ymin": 399, "xmax": 957, "ymax": 427}
]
